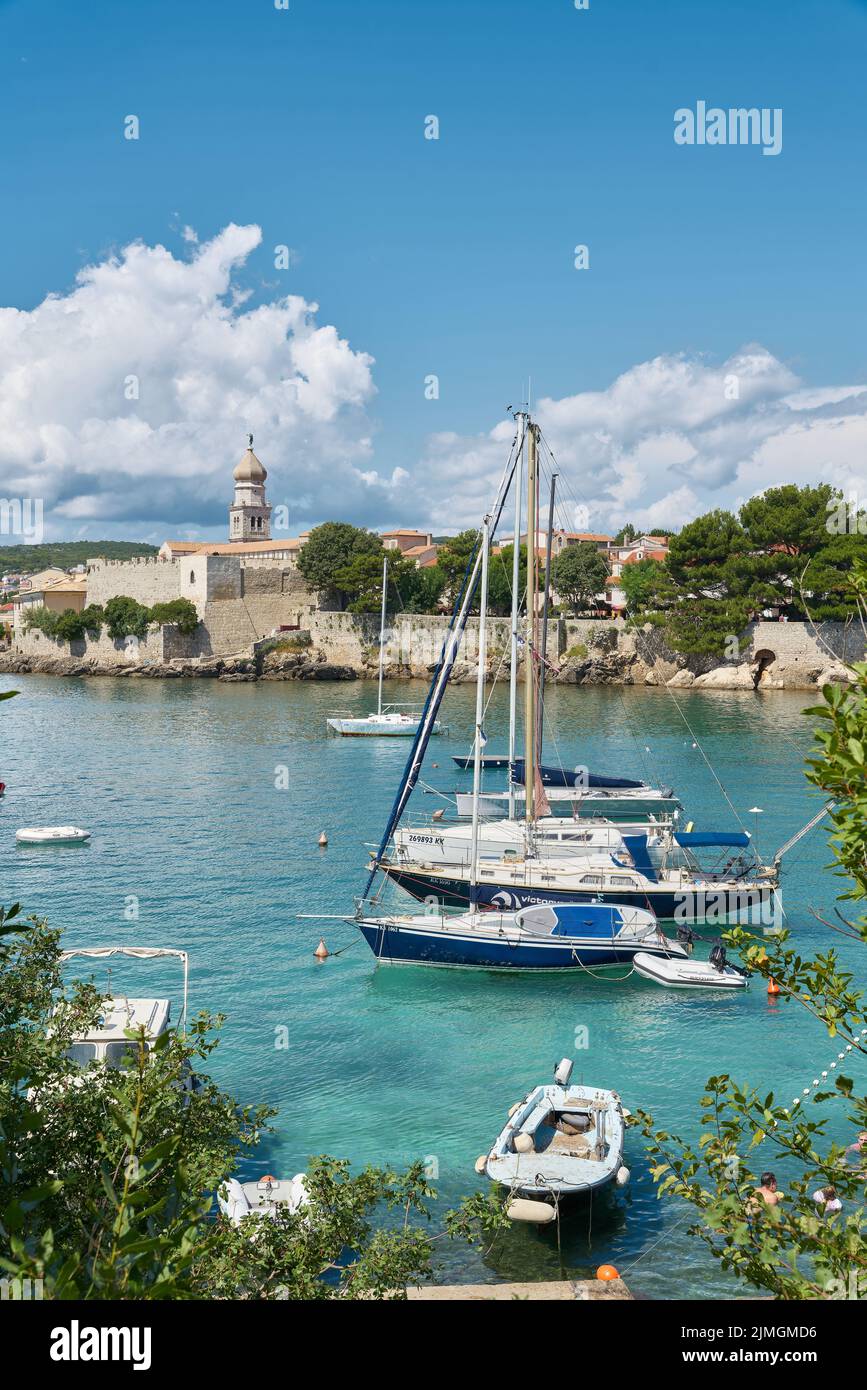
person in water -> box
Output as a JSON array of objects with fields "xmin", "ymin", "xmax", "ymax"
[
  {"xmin": 812, "ymin": 1185, "xmax": 843, "ymax": 1215},
  {"xmin": 846, "ymin": 1131, "xmax": 867, "ymax": 1166},
  {"xmin": 752, "ymin": 1172, "xmax": 780, "ymax": 1208}
]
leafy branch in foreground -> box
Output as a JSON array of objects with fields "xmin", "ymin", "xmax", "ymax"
[
  {"xmin": 639, "ymin": 571, "xmax": 867, "ymax": 1300},
  {"xmin": 1, "ymin": 916, "xmax": 508, "ymax": 1299}
]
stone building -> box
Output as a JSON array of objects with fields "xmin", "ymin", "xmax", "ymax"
[{"xmin": 14, "ymin": 439, "xmax": 313, "ymax": 661}]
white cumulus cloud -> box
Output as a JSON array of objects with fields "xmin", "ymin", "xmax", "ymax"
[
  {"xmin": 0, "ymin": 224, "xmax": 386, "ymax": 540},
  {"xmin": 410, "ymin": 347, "xmax": 867, "ymax": 535}
]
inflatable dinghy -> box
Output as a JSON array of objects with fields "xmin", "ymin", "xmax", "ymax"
[
  {"xmin": 16, "ymin": 825, "xmax": 91, "ymax": 845},
  {"xmin": 633, "ymin": 949, "xmax": 748, "ymax": 990}
]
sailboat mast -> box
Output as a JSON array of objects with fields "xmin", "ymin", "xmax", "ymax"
[
  {"xmin": 524, "ymin": 421, "xmax": 538, "ymax": 826},
  {"xmin": 469, "ymin": 515, "xmax": 491, "ymax": 900},
  {"xmin": 377, "ymin": 553, "xmax": 388, "ymax": 718},
  {"xmin": 507, "ymin": 417, "xmax": 525, "ymax": 822},
  {"xmin": 537, "ymin": 469, "xmax": 558, "ymax": 745}
]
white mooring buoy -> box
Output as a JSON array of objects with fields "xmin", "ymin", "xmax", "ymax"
[
  {"xmin": 318, "ymin": 831, "xmax": 328, "ymax": 847},
  {"xmin": 314, "ymin": 938, "xmax": 329, "ymax": 960}
]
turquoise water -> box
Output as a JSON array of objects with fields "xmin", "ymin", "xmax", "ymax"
[{"xmin": 1, "ymin": 673, "xmax": 861, "ymax": 1297}]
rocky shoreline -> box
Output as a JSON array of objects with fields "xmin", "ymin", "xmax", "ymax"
[{"xmin": 0, "ymin": 637, "xmax": 854, "ymax": 691}]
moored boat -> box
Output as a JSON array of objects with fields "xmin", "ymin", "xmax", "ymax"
[
  {"xmin": 481, "ymin": 1059, "xmax": 629, "ymax": 1209},
  {"xmin": 633, "ymin": 945, "xmax": 749, "ymax": 990},
  {"xmin": 327, "ymin": 706, "xmax": 441, "ymax": 737},
  {"xmin": 326, "ymin": 554, "xmax": 444, "ymax": 737},
  {"xmin": 16, "ymin": 825, "xmax": 91, "ymax": 845},
  {"xmin": 354, "ymin": 900, "xmax": 687, "ymax": 970},
  {"xmin": 218, "ymin": 1174, "xmax": 308, "ymax": 1225}
]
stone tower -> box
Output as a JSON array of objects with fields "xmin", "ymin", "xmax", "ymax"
[{"xmin": 229, "ymin": 434, "xmax": 272, "ymax": 542}]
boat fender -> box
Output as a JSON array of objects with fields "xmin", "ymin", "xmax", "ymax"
[
  {"xmin": 513, "ymin": 1132, "xmax": 534, "ymax": 1154},
  {"xmin": 615, "ymin": 1166, "xmax": 630, "ymax": 1187},
  {"xmin": 621, "ymin": 1107, "xmax": 632, "ymax": 1120},
  {"xmin": 553, "ymin": 1057, "xmax": 574, "ymax": 1086},
  {"xmin": 507, "ymin": 1102, "xmax": 521, "ymax": 1118},
  {"xmin": 474, "ymin": 1155, "xmax": 488, "ymax": 1175},
  {"xmin": 507, "ymin": 1198, "xmax": 556, "ymax": 1225}
]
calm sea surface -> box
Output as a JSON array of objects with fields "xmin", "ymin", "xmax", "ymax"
[{"xmin": 1, "ymin": 673, "xmax": 861, "ymax": 1297}]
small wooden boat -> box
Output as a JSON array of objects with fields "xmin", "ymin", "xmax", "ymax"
[
  {"xmin": 218, "ymin": 1174, "xmax": 308, "ymax": 1225},
  {"xmin": 633, "ymin": 946, "xmax": 748, "ymax": 990},
  {"xmin": 481, "ymin": 1060, "xmax": 630, "ymax": 1214},
  {"xmin": 16, "ymin": 825, "xmax": 91, "ymax": 845}
]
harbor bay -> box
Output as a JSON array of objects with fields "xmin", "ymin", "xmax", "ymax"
[{"xmin": 2, "ymin": 671, "xmax": 855, "ymax": 1298}]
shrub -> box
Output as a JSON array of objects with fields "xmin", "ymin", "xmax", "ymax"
[{"xmin": 148, "ymin": 598, "xmax": 200, "ymax": 635}]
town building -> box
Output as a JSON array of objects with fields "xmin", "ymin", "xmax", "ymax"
[
  {"xmin": 381, "ymin": 529, "xmax": 439, "ymax": 567},
  {"xmin": 606, "ymin": 535, "xmax": 671, "ymax": 613}
]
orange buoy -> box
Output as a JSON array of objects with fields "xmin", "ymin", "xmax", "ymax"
[
  {"xmin": 261, "ymin": 1174, "xmax": 276, "ymax": 1183},
  {"xmin": 768, "ymin": 977, "xmax": 781, "ymax": 996},
  {"xmin": 314, "ymin": 938, "xmax": 329, "ymax": 960},
  {"xmin": 318, "ymin": 831, "xmax": 328, "ymax": 847},
  {"xmin": 596, "ymin": 1264, "xmax": 620, "ymax": 1281}
]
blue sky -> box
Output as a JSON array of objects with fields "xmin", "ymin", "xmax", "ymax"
[{"xmin": 1, "ymin": 0, "xmax": 866, "ymax": 541}]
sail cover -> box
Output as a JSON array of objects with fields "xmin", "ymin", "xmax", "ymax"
[
  {"xmin": 674, "ymin": 832, "xmax": 750, "ymax": 849},
  {"xmin": 511, "ymin": 760, "xmax": 645, "ymax": 790}
]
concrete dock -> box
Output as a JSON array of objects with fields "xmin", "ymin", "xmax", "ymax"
[{"xmin": 406, "ymin": 1278, "xmax": 631, "ymax": 1300}]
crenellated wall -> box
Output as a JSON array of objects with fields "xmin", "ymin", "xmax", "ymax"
[{"xmin": 86, "ymin": 556, "xmax": 181, "ymax": 607}]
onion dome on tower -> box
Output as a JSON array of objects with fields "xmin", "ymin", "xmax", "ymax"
[{"xmin": 229, "ymin": 433, "xmax": 272, "ymax": 541}]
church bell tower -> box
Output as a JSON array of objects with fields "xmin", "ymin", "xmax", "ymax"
[{"xmin": 229, "ymin": 434, "xmax": 272, "ymax": 542}]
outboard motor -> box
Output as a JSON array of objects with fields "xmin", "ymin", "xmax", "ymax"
[
  {"xmin": 709, "ymin": 941, "xmax": 727, "ymax": 973},
  {"xmin": 677, "ymin": 924, "xmax": 695, "ymax": 957}
]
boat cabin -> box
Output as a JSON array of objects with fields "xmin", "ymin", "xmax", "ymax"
[{"xmin": 64, "ymin": 997, "xmax": 172, "ymax": 1069}]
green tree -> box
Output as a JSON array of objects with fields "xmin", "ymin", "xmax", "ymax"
[
  {"xmin": 666, "ymin": 487, "xmax": 863, "ymax": 622},
  {"xmin": 397, "ymin": 564, "xmax": 446, "ymax": 615},
  {"xmin": 638, "ymin": 567, "xmax": 867, "ymax": 1299},
  {"xmin": 297, "ymin": 523, "xmax": 384, "ymax": 610},
  {"xmin": 551, "ymin": 542, "xmax": 609, "ymax": 613},
  {"xmin": 435, "ymin": 530, "xmax": 479, "ymax": 593},
  {"xmin": 148, "ymin": 598, "xmax": 200, "ymax": 635},
  {"xmin": 619, "ymin": 557, "xmax": 673, "ymax": 614},
  {"xmin": 331, "ymin": 550, "xmax": 418, "ymax": 615},
  {"xmin": 103, "ymin": 595, "xmax": 151, "ymax": 641},
  {"xmin": 1, "ymin": 911, "xmax": 507, "ymax": 1300}
]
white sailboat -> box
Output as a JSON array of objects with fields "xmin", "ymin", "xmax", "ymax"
[{"xmin": 326, "ymin": 555, "xmax": 442, "ymax": 737}]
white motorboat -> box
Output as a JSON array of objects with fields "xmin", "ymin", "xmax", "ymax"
[
  {"xmin": 481, "ymin": 1059, "xmax": 630, "ymax": 1216},
  {"xmin": 57, "ymin": 946, "xmax": 190, "ymax": 1068},
  {"xmin": 16, "ymin": 825, "xmax": 91, "ymax": 845},
  {"xmin": 633, "ymin": 946, "xmax": 749, "ymax": 990},
  {"xmin": 30, "ymin": 947, "xmax": 194, "ymax": 1105},
  {"xmin": 218, "ymin": 1174, "xmax": 308, "ymax": 1225}
]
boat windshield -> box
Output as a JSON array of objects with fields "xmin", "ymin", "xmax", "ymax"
[
  {"xmin": 104, "ymin": 1041, "xmax": 146, "ymax": 1068},
  {"xmin": 64, "ymin": 1042, "xmax": 97, "ymax": 1066}
]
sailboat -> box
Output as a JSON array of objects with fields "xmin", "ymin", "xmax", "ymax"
[
  {"xmin": 350, "ymin": 415, "xmax": 689, "ymax": 968},
  {"xmin": 326, "ymin": 555, "xmax": 443, "ymax": 737}
]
